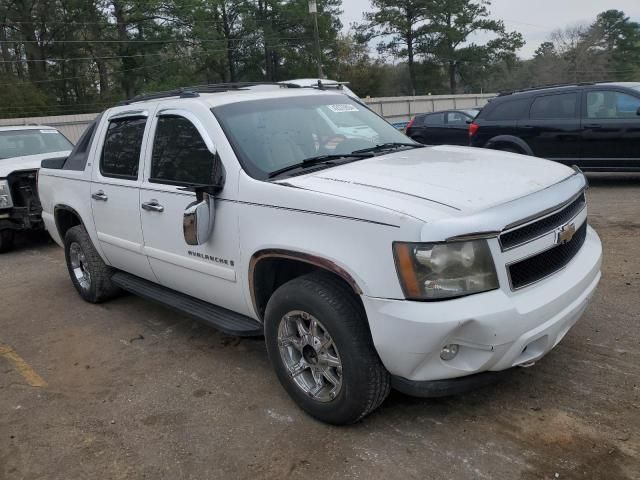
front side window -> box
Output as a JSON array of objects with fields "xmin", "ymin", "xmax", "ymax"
[
  {"xmin": 100, "ymin": 117, "xmax": 146, "ymax": 179},
  {"xmin": 213, "ymin": 94, "xmax": 412, "ymax": 180},
  {"xmin": 530, "ymin": 93, "xmax": 577, "ymax": 120},
  {"xmin": 586, "ymin": 91, "xmax": 640, "ymax": 119},
  {"xmin": 0, "ymin": 129, "xmax": 72, "ymax": 160},
  {"xmin": 150, "ymin": 116, "xmax": 217, "ymax": 186}
]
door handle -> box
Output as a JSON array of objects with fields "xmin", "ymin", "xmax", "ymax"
[
  {"xmin": 91, "ymin": 190, "xmax": 108, "ymax": 201},
  {"xmin": 585, "ymin": 123, "xmax": 602, "ymax": 129},
  {"xmin": 141, "ymin": 200, "xmax": 164, "ymax": 212}
]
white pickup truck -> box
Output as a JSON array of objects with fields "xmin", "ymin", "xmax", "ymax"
[
  {"xmin": 0, "ymin": 126, "xmax": 73, "ymax": 252},
  {"xmin": 38, "ymin": 83, "xmax": 602, "ymax": 424}
]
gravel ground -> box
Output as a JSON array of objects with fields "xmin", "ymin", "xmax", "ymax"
[{"xmin": 1, "ymin": 173, "xmax": 639, "ymax": 480}]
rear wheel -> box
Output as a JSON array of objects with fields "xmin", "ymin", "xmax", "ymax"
[
  {"xmin": 494, "ymin": 144, "xmax": 523, "ymax": 154},
  {"xmin": 264, "ymin": 271, "xmax": 390, "ymax": 425},
  {"xmin": 64, "ymin": 225, "xmax": 120, "ymax": 303},
  {"xmin": 0, "ymin": 229, "xmax": 15, "ymax": 253}
]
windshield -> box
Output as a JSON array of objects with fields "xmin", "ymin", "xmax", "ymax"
[
  {"xmin": 212, "ymin": 94, "xmax": 413, "ymax": 179},
  {"xmin": 0, "ymin": 129, "xmax": 73, "ymax": 160}
]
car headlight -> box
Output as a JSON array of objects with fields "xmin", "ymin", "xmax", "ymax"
[
  {"xmin": 0, "ymin": 180, "xmax": 12, "ymax": 209},
  {"xmin": 393, "ymin": 240, "xmax": 499, "ymax": 300}
]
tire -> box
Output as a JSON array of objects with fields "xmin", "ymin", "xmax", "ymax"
[
  {"xmin": 0, "ymin": 229, "xmax": 15, "ymax": 253},
  {"xmin": 495, "ymin": 144, "xmax": 523, "ymax": 154},
  {"xmin": 64, "ymin": 225, "xmax": 120, "ymax": 303},
  {"xmin": 264, "ymin": 271, "xmax": 390, "ymax": 425}
]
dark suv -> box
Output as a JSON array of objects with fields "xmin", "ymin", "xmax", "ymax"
[{"xmin": 469, "ymin": 82, "xmax": 640, "ymax": 171}]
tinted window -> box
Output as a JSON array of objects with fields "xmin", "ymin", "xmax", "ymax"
[
  {"xmin": 423, "ymin": 113, "xmax": 445, "ymax": 125},
  {"xmin": 100, "ymin": 117, "xmax": 146, "ymax": 179},
  {"xmin": 586, "ymin": 91, "xmax": 640, "ymax": 119},
  {"xmin": 446, "ymin": 112, "xmax": 470, "ymax": 125},
  {"xmin": 530, "ymin": 93, "xmax": 577, "ymax": 119},
  {"xmin": 150, "ymin": 116, "xmax": 216, "ymax": 186},
  {"xmin": 485, "ymin": 98, "xmax": 530, "ymax": 121}
]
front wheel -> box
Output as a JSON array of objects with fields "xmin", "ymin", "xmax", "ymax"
[
  {"xmin": 0, "ymin": 229, "xmax": 15, "ymax": 253},
  {"xmin": 264, "ymin": 272, "xmax": 390, "ymax": 425}
]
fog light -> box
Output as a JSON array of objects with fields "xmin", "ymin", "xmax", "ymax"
[{"xmin": 440, "ymin": 344, "xmax": 459, "ymax": 361}]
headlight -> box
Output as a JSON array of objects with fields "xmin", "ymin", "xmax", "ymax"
[
  {"xmin": 393, "ymin": 240, "xmax": 499, "ymax": 300},
  {"xmin": 0, "ymin": 180, "xmax": 12, "ymax": 209}
]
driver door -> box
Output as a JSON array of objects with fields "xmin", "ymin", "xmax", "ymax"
[{"xmin": 139, "ymin": 105, "xmax": 246, "ymax": 314}]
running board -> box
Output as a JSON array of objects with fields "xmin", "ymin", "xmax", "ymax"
[{"xmin": 111, "ymin": 272, "xmax": 263, "ymax": 337}]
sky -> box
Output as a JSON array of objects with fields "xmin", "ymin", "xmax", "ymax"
[{"xmin": 340, "ymin": 0, "xmax": 640, "ymax": 58}]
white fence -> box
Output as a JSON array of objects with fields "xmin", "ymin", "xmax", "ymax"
[{"xmin": 0, "ymin": 93, "xmax": 496, "ymax": 143}]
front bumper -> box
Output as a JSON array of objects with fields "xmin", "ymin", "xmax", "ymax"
[
  {"xmin": 363, "ymin": 225, "xmax": 602, "ymax": 383},
  {"xmin": 0, "ymin": 208, "xmax": 43, "ymax": 231}
]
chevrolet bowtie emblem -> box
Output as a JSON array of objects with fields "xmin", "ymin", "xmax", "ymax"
[{"xmin": 556, "ymin": 223, "xmax": 576, "ymax": 245}]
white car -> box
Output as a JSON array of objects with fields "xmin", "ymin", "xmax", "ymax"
[
  {"xmin": 38, "ymin": 83, "xmax": 602, "ymax": 424},
  {"xmin": 0, "ymin": 126, "xmax": 73, "ymax": 252}
]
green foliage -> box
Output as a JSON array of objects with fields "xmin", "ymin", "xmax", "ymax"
[{"xmin": 1, "ymin": 0, "xmax": 639, "ymax": 116}]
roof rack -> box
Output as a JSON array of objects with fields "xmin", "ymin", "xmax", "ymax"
[
  {"xmin": 497, "ymin": 81, "xmax": 597, "ymax": 97},
  {"xmin": 117, "ymin": 82, "xmax": 284, "ymax": 105},
  {"xmin": 117, "ymin": 80, "xmax": 348, "ymax": 105}
]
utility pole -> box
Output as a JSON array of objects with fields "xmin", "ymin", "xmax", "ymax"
[{"xmin": 309, "ymin": 0, "xmax": 323, "ymax": 78}]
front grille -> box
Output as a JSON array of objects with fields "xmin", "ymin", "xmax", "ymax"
[
  {"xmin": 508, "ymin": 221, "xmax": 587, "ymax": 290},
  {"xmin": 500, "ymin": 193, "xmax": 586, "ymax": 250}
]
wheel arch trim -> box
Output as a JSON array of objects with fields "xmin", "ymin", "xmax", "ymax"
[
  {"xmin": 485, "ymin": 135, "xmax": 534, "ymax": 156},
  {"xmin": 53, "ymin": 204, "xmax": 86, "ymax": 237},
  {"xmin": 248, "ymin": 249, "xmax": 364, "ymax": 319}
]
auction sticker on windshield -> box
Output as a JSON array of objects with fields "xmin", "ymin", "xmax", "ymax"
[{"xmin": 328, "ymin": 104, "xmax": 359, "ymax": 113}]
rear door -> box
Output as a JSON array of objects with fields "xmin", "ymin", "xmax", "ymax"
[
  {"xmin": 520, "ymin": 91, "xmax": 581, "ymax": 161},
  {"xmin": 90, "ymin": 108, "xmax": 157, "ymax": 281},
  {"xmin": 444, "ymin": 111, "xmax": 473, "ymax": 145},
  {"xmin": 413, "ymin": 112, "xmax": 446, "ymax": 144},
  {"xmin": 580, "ymin": 88, "xmax": 640, "ymax": 169}
]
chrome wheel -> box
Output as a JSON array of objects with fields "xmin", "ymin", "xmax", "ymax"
[
  {"xmin": 69, "ymin": 242, "xmax": 91, "ymax": 291},
  {"xmin": 277, "ymin": 310, "xmax": 343, "ymax": 402}
]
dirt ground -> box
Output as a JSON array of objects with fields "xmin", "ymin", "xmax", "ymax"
[{"xmin": 1, "ymin": 173, "xmax": 639, "ymax": 480}]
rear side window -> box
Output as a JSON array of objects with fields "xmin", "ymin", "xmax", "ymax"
[
  {"xmin": 150, "ymin": 116, "xmax": 217, "ymax": 186},
  {"xmin": 446, "ymin": 112, "xmax": 470, "ymax": 125},
  {"xmin": 530, "ymin": 93, "xmax": 577, "ymax": 119},
  {"xmin": 100, "ymin": 117, "xmax": 146, "ymax": 180},
  {"xmin": 423, "ymin": 113, "xmax": 445, "ymax": 126},
  {"xmin": 484, "ymin": 98, "xmax": 530, "ymax": 121}
]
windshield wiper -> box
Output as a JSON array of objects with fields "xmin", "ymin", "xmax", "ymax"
[
  {"xmin": 351, "ymin": 142, "xmax": 425, "ymax": 154},
  {"xmin": 268, "ymin": 153, "xmax": 374, "ymax": 179}
]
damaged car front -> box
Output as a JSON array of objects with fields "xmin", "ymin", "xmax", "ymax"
[{"xmin": 0, "ymin": 126, "xmax": 72, "ymax": 252}]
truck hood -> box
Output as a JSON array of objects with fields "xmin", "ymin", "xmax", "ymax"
[
  {"xmin": 0, "ymin": 151, "xmax": 70, "ymax": 178},
  {"xmin": 281, "ymin": 146, "xmax": 575, "ymax": 220}
]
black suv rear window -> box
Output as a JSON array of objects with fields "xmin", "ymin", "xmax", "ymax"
[
  {"xmin": 530, "ymin": 93, "xmax": 577, "ymax": 119},
  {"xmin": 484, "ymin": 98, "xmax": 530, "ymax": 121}
]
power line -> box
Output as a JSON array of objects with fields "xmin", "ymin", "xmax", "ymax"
[
  {"xmin": 0, "ymin": 41, "xmax": 308, "ymax": 87},
  {"xmin": 0, "ymin": 37, "xmax": 313, "ymax": 62},
  {"xmin": 0, "ymin": 36, "xmax": 314, "ymax": 44}
]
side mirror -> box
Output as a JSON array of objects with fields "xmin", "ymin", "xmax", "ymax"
[
  {"xmin": 636, "ymin": 106, "xmax": 640, "ymax": 116},
  {"xmin": 181, "ymin": 185, "xmax": 220, "ymax": 246}
]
